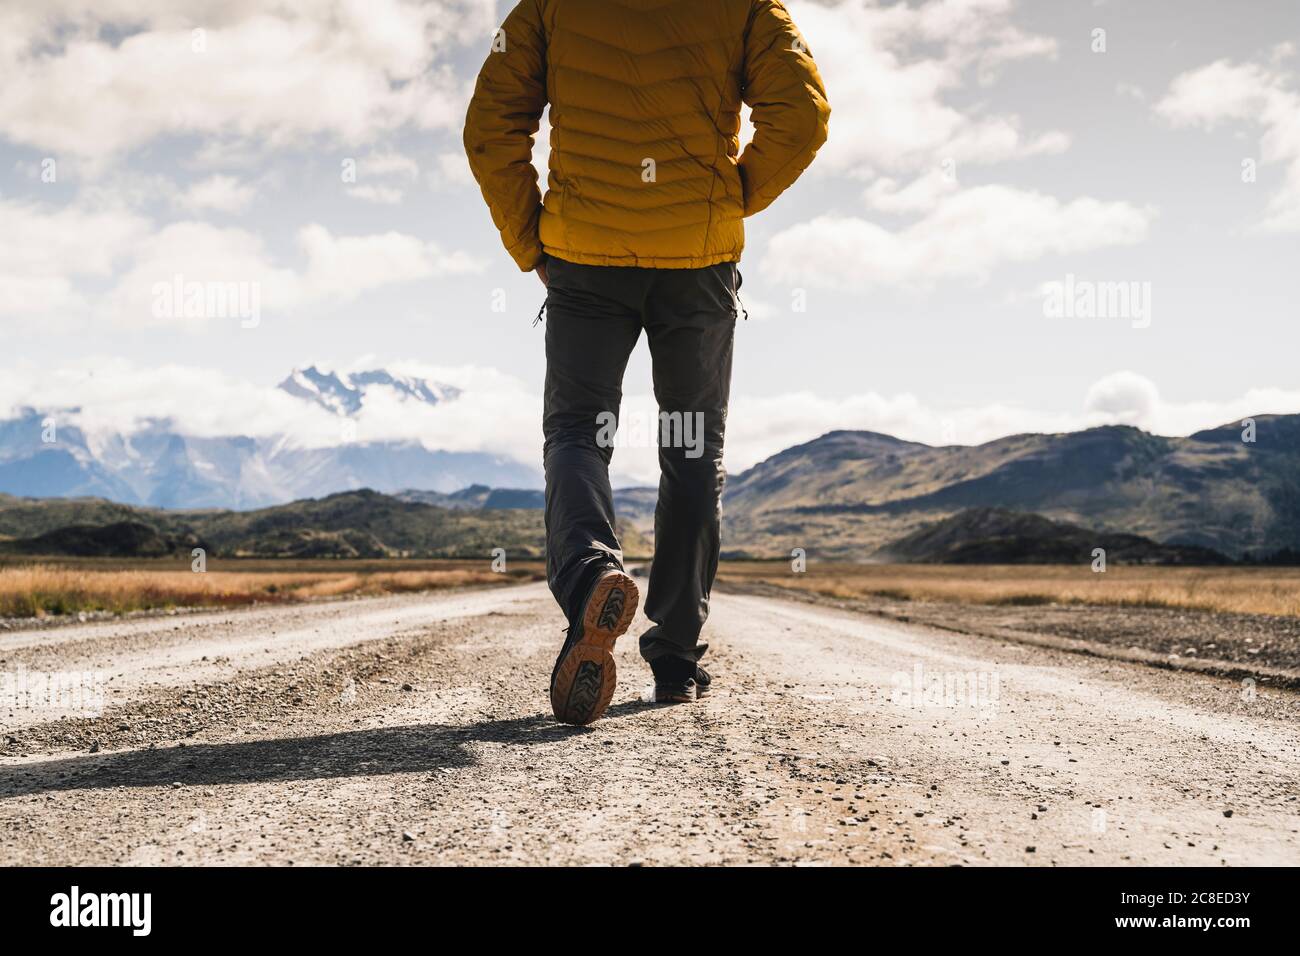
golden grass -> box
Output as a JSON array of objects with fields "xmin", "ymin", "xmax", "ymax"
[
  {"xmin": 0, "ymin": 560, "xmax": 546, "ymax": 619},
  {"xmin": 10, "ymin": 557, "xmax": 1297, "ymax": 620},
  {"xmin": 715, "ymin": 561, "xmax": 1300, "ymax": 618}
]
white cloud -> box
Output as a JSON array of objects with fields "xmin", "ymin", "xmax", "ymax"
[
  {"xmin": 862, "ymin": 168, "xmax": 958, "ymax": 214},
  {"xmin": 345, "ymin": 184, "xmax": 406, "ymax": 204},
  {"xmin": 0, "ymin": 0, "xmax": 496, "ymax": 162},
  {"xmin": 0, "ymin": 358, "xmax": 541, "ymax": 465},
  {"xmin": 720, "ymin": 371, "xmax": 1300, "ymax": 478},
  {"xmin": 176, "ymin": 174, "xmax": 256, "ymax": 213},
  {"xmin": 361, "ymin": 151, "xmax": 420, "ymax": 179},
  {"xmin": 297, "ymin": 224, "xmax": 484, "ymax": 300},
  {"xmin": 0, "ymin": 198, "xmax": 148, "ymax": 317},
  {"xmin": 346, "ymin": 151, "xmax": 420, "ymax": 202},
  {"xmin": 3, "ymin": 173, "xmax": 485, "ymax": 328},
  {"xmin": 760, "ymin": 2, "xmax": 1128, "ymax": 293},
  {"xmin": 6, "ymin": 362, "xmax": 1294, "ymax": 487},
  {"xmin": 790, "ymin": 0, "xmax": 1064, "ymax": 175},
  {"xmin": 1157, "ymin": 60, "xmax": 1276, "ymax": 125},
  {"xmin": 102, "ymin": 220, "xmax": 485, "ymax": 326},
  {"xmin": 105, "ymin": 221, "xmax": 303, "ymax": 326},
  {"xmin": 763, "ymin": 185, "xmax": 1154, "ymax": 289},
  {"xmin": 1082, "ymin": 370, "xmax": 1160, "ymax": 425},
  {"xmin": 1156, "ymin": 57, "xmax": 1300, "ymax": 233}
]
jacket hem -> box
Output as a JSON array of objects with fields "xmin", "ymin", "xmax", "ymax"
[{"xmin": 542, "ymin": 247, "xmax": 742, "ymax": 269}]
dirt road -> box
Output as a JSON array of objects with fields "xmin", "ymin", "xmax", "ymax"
[{"xmin": 2, "ymin": 582, "xmax": 1297, "ymax": 865}]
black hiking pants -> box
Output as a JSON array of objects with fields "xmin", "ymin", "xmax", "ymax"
[{"xmin": 541, "ymin": 254, "xmax": 740, "ymax": 666}]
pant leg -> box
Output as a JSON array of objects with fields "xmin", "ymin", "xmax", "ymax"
[
  {"xmin": 639, "ymin": 262, "xmax": 740, "ymax": 664},
  {"xmin": 542, "ymin": 256, "xmax": 647, "ymax": 622}
]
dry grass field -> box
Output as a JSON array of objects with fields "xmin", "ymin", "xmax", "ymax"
[
  {"xmin": 0, "ymin": 557, "xmax": 546, "ymax": 619},
  {"xmin": 7, "ymin": 556, "xmax": 1298, "ymax": 622},
  {"xmin": 715, "ymin": 561, "xmax": 1300, "ymax": 618}
]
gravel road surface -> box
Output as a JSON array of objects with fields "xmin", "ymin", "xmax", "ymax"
[{"xmin": 2, "ymin": 583, "xmax": 1296, "ymax": 865}]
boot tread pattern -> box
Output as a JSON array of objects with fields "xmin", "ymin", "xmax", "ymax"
[{"xmin": 551, "ymin": 571, "xmax": 639, "ymax": 725}]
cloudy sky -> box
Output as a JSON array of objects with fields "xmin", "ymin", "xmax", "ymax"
[{"xmin": 2, "ymin": 0, "xmax": 1297, "ymax": 484}]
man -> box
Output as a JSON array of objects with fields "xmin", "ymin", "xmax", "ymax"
[{"xmin": 465, "ymin": 0, "xmax": 829, "ymax": 725}]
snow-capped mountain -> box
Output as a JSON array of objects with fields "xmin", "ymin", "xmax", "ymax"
[
  {"xmin": 278, "ymin": 366, "xmax": 461, "ymax": 416},
  {"xmin": 0, "ymin": 368, "xmax": 538, "ymax": 509}
]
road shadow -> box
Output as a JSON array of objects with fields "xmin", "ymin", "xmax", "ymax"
[{"xmin": 0, "ymin": 699, "xmax": 654, "ymax": 798}]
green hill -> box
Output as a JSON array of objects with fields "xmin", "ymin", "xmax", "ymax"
[{"xmin": 0, "ymin": 489, "xmax": 650, "ymax": 559}]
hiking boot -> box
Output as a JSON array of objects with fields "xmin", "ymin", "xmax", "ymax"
[
  {"xmin": 550, "ymin": 568, "xmax": 639, "ymax": 725},
  {"xmin": 651, "ymin": 658, "xmax": 712, "ymax": 704}
]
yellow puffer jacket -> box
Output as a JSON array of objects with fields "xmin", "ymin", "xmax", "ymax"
[{"xmin": 464, "ymin": 0, "xmax": 830, "ymax": 271}]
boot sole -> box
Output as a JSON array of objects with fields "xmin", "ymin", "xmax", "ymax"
[{"xmin": 551, "ymin": 571, "xmax": 639, "ymax": 725}]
